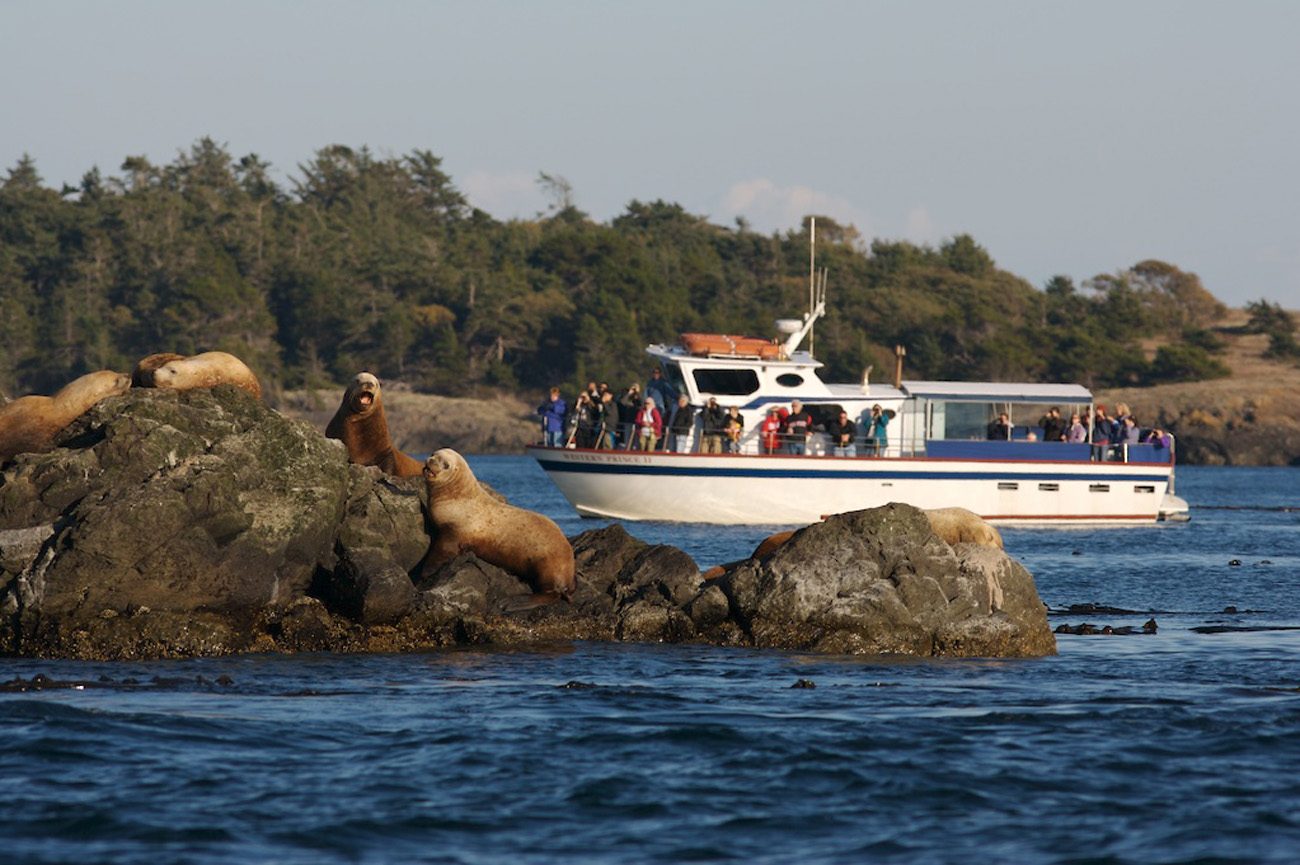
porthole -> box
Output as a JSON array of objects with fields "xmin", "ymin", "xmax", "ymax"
[{"xmin": 775, "ymin": 373, "xmax": 804, "ymax": 387}]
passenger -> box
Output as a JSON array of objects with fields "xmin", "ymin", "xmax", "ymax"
[
  {"xmin": 760, "ymin": 407, "xmax": 783, "ymax": 454},
  {"xmin": 1025, "ymin": 430, "xmax": 1038, "ymax": 442},
  {"xmin": 1117, "ymin": 415, "xmax": 1142, "ymax": 448},
  {"xmin": 701, "ymin": 397, "xmax": 727, "ymax": 454},
  {"xmin": 1038, "ymin": 406, "xmax": 1067, "ymax": 442},
  {"xmin": 827, "ymin": 409, "xmax": 857, "ymax": 457},
  {"xmin": 668, "ymin": 394, "xmax": 695, "ymax": 453},
  {"xmin": 987, "ymin": 412, "xmax": 1011, "ymax": 440},
  {"xmin": 537, "ymin": 386, "xmax": 567, "ymax": 448},
  {"xmin": 597, "ymin": 390, "xmax": 619, "ymax": 449},
  {"xmin": 585, "ymin": 380, "xmax": 599, "ymax": 402},
  {"xmin": 1091, "ymin": 404, "xmax": 1113, "ymax": 460},
  {"xmin": 783, "ymin": 400, "xmax": 813, "ymax": 455},
  {"xmin": 634, "ymin": 397, "xmax": 663, "ymax": 451},
  {"xmin": 646, "ymin": 367, "xmax": 677, "ymax": 428},
  {"xmin": 618, "ymin": 383, "xmax": 642, "ymax": 449},
  {"xmin": 1066, "ymin": 412, "xmax": 1087, "ymax": 443},
  {"xmin": 572, "ymin": 392, "xmax": 599, "ymax": 448},
  {"xmin": 725, "ymin": 406, "xmax": 745, "ymax": 453},
  {"xmin": 1144, "ymin": 427, "xmax": 1172, "ymax": 450},
  {"xmin": 867, "ymin": 404, "xmax": 890, "ymax": 455}
]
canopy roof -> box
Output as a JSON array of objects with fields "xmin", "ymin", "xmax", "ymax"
[{"xmin": 900, "ymin": 381, "xmax": 1093, "ymax": 404}]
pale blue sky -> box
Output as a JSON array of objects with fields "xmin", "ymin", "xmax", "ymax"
[{"xmin": 4, "ymin": 0, "xmax": 1299, "ymax": 307}]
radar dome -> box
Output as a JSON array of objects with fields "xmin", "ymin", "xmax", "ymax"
[{"xmin": 774, "ymin": 319, "xmax": 802, "ymax": 335}]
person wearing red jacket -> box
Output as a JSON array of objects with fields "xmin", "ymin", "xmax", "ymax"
[
  {"xmin": 760, "ymin": 407, "xmax": 783, "ymax": 454},
  {"xmin": 634, "ymin": 397, "xmax": 664, "ymax": 451}
]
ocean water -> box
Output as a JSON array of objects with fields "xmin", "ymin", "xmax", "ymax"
[{"xmin": 2, "ymin": 461, "xmax": 1298, "ymax": 865}]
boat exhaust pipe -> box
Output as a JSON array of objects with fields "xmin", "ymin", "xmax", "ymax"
[{"xmin": 893, "ymin": 345, "xmax": 906, "ymax": 389}]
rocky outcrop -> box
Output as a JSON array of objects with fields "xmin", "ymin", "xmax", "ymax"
[{"xmin": 0, "ymin": 387, "xmax": 1054, "ymax": 659}]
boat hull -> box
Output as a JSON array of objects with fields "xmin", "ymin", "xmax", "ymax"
[{"xmin": 528, "ymin": 446, "xmax": 1175, "ymax": 526}]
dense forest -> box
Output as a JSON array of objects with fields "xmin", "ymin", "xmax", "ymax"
[{"xmin": 1, "ymin": 138, "xmax": 1275, "ymax": 401}]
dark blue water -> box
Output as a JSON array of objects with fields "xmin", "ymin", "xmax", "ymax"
[{"xmin": 3, "ymin": 462, "xmax": 1298, "ymax": 864}]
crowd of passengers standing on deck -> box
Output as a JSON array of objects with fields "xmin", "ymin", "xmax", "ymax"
[
  {"xmin": 537, "ymin": 369, "xmax": 893, "ymax": 456},
  {"xmin": 986, "ymin": 402, "xmax": 1172, "ymax": 460}
]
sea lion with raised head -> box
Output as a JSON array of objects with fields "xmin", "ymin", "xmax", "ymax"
[
  {"xmin": 149, "ymin": 351, "xmax": 262, "ymax": 400},
  {"xmin": 422, "ymin": 448, "xmax": 575, "ymax": 599},
  {"xmin": 130, "ymin": 352, "xmax": 186, "ymax": 388},
  {"xmin": 0, "ymin": 370, "xmax": 131, "ymax": 463},
  {"xmin": 325, "ymin": 372, "xmax": 424, "ymax": 477}
]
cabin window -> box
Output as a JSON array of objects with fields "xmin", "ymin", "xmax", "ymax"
[
  {"xmin": 1135, "ymin": 485, "xmax": 1155, "ymax": 494},
  {"xmin": 1038, "ymin": 483, "xmax": 1060, "ymax": 492},
  {"xmin": 1089, "ymin": 484, "xmax": 1110, "ymax": 493},
  {"xmin": 775, "ymin": 373, "xmax": 804, "ymax": 387},
  {"xmin": 693, "ymin": 368, "xmax": 760, "ymax": 396},
  {"xmin": 660, "ymin": 361, "xmax": 687, "ymax": 396},
  {"xmin": 998, "ymin": 482, "xmax": 1019, "ymax": 491}
]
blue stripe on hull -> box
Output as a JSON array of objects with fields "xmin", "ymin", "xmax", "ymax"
[{"xmin": 534, "ymin": 458, "xmax": 1168, "ymax": 484}]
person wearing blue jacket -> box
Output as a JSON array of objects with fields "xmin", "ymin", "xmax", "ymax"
[{"xmin": 537, "ymin": 387, "xmax": 568, "ymax": 447}]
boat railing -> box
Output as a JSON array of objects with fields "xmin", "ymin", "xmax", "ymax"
[{"xmin": 544, "ymin": 422, "xmax": 1177, "ymax": 466}]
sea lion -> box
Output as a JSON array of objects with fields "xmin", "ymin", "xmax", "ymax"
[
  {"xmin": 149, "ymin": 351, "xmax": 263, "ymax": 400},
  {"xmin": 422, "ymin": 448, "xmax": 575, "ymax": 599},
  {"xmin": 923, "ymin": 507, "xmax": 1004, "ymax": 549},
  {"xmin": 325, "ymin": 372, "xmax": 424, "ymax": 477},
  {"xmin": 702, "ymin": 529, "xmax": 797, "ymax": 580},
  {"xmin": 0, "ymin": 370, "xmax": 131, "ymax": 463},
  {"xmin": 130, "ymin": 352, "xmax": 186, "ymax": 387},
  {"xmin": 701, "ymin": 508, "xmax": 1001, "ymax": 580}
]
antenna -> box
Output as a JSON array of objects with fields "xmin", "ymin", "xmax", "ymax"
[
  {"xmin": 780, "ymin": 219, "xmax": 828, "ymax": 357},
  {"xmin": 809, "ymin": 217, "xmax": 816, "ymax": 355}
]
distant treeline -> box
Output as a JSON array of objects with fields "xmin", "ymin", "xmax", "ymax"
[{"xmin": 0, "ymin": 138, "xmax": 1260, "ymax": 400}]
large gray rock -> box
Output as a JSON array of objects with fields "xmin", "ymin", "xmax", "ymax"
[
  {"xmin": 0, "ymin": 388, "xmax": 1054, "ymax": 659},
  {"xmin": 703, "ymin": 504, "xmax": 1055, "ymax": 657}
]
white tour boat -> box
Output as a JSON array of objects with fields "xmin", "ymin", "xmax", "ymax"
[{"xmin": 527, "ymin": 229, "xmax": 1188, "ymax": 527}]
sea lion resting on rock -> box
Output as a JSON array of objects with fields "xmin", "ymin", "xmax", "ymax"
[
  {"xmin": 701, "ymin": 507, "xmax": 1002, "ymax": 579},
  {"xmin": 130, "ymin": 352, "xmax": 185, "ymax": 388},
  {"xmin": 422, "ymin": 448, "xmax": 575, "ymax": 599},
  {"xmin": 0, "ymin": 370, "xmax": 131, "ymax": 463},
  {"xmin": 923, "ymin": 507, "xmax": 1003, "ymax": 549},
  {"xmin": 147, "ymin": 351, "xmax": 263, "ymax": 400},
  {"xmin": 326, "ymin": 372, "xmax": 424, "ymax": 477}
]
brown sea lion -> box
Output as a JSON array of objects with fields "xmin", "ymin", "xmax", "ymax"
[
  {"xmin": 923, "ymin": 507, "xmax": 1004, "ymax": 549},
  {"xmin": 422, "ymin": 448, "xmax": 575, "ymax": 599},
  {"xmin": 325, "ymin": 372, "xmax": 424, "ymax": 477},
  {"xmin": 701, "ymin": 507, "xmax": 1002, "ymax": 579},
  {"xmin": 0, "ymin": 370, "xmax": 131, "ymax": 463},
  {"xmin": 150, "ymin": 351, "xmax": 263, "ymax": 400},
  {"xmin": 130, "ymin": 352, "xmax": 186, "ymax": 387},
  {"xmin": 702, "ymin": 528, "xmax": 797, "ymax": 580}
]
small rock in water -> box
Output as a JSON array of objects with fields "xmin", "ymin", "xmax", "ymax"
[
  {"xmin": 1223, "ymin": 605, "xmax": 1238, "ymax": 614},
  {"xmin": 216, "ymin": 675, "xmax": 234, "ymax": 686},
  {"xmin": 558, "ymin": 680, "xmax": 597, "ymax": 690},
  {"xmin": 1229, "ymin": 559, "xmax": 1242, "ymax": 567},
  {"xmin": 1258, "ymin": 560, "xmax": 1272, "ymax": 566},
  {"xmin": 1071, "ymin": 550, "xmax": 1082, "ymax": 556},
  {"xmin": 1143, "ymin": 618, "xmax": 1158, "ymax": 634},
  {"xmin": 790, "ymin": 679, "xmax": 816, "ymax": 689}
]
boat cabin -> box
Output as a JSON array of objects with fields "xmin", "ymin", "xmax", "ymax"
[{"xmin": 645, "ymin": 335, "xmax": 1168, "ymax": 464}]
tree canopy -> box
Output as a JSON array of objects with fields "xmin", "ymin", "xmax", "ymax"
[{"xmin": 0, "ymin": 140, "xmax": 1242, "ymax": 399}]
